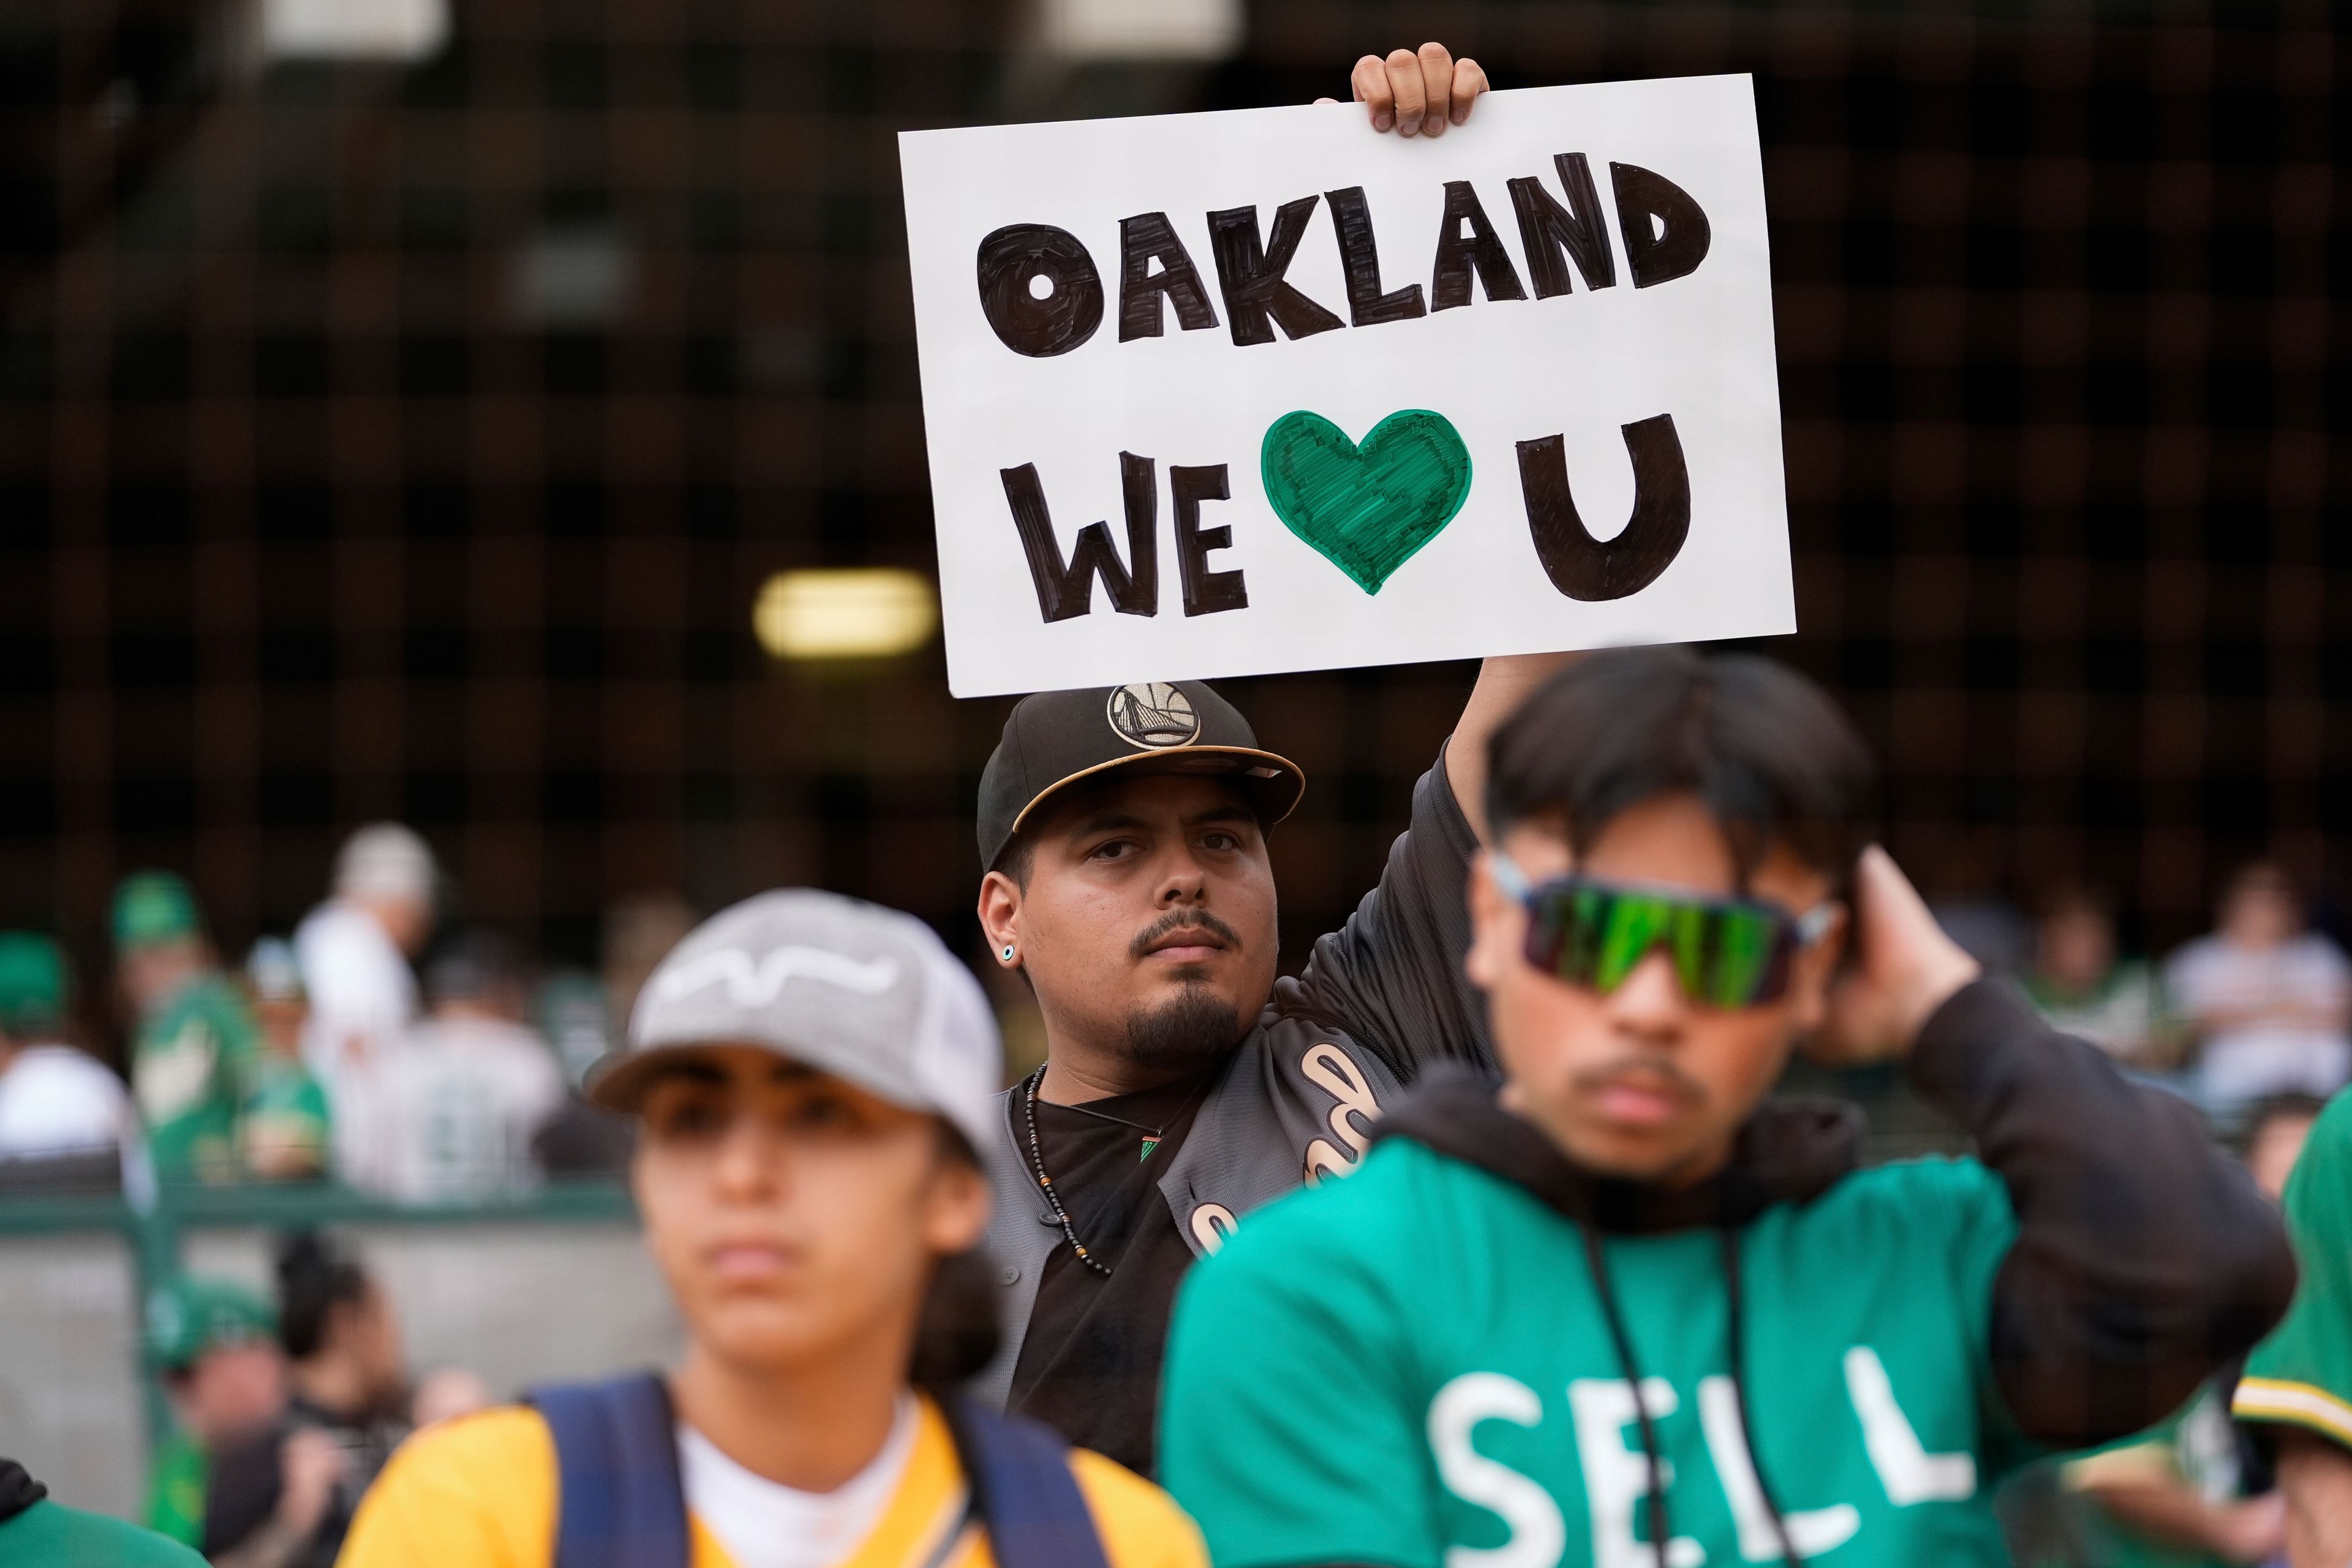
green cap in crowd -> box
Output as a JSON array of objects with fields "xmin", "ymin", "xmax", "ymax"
[
  {"xmin": 144, "ymin": 1275, "xmax": 277, "ymax": 1371},
  {"xmin": 112, "ymin": 872, "xmax": 203, "ymax": 953},
  {"xmin": 0, "ymin": 932, "xmax": 67, "ymax": 1038}
]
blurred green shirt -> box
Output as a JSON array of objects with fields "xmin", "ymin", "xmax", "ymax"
[
  {"xmin": 132, "ymin": 973, "xmax": 264, "ymax": 1183},
  {"xmin": 141, "ymin": 1431, "xmax": 206, "ymax": 1548}
]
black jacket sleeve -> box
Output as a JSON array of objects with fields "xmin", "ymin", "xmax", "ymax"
[
  {"xmin": 1907, "ymin": 978, "xmax": 2299, "ymax": 1447},
  {"xmin": 1273, "ymin": 745, "xmax": 1490, "ymax": 1081}
]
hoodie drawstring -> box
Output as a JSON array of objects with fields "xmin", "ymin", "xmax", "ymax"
[
  {"xmin": 1577, "ymin": 1221, "xmax": 1673, "ymax": 1568},
  {"xmin": 1576, "ymin": 1221, "xmax": 1806, "ymax": 1568},
  {"xmin": 1720, "ymin": 1226, "xmax": 1804, "ymax": 1568}
]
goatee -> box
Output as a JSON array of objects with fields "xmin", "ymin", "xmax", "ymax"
[{"xmin": 1120, "ymin": 985, "xmax": 1243, "ymax": 1078}]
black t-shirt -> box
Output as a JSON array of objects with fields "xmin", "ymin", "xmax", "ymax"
[{"xmin": 1006, "ymin": 1068, "xmax": 1214, "ymax": 1477}]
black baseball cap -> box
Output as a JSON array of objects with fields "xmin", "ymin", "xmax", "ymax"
[{"xmin": 976, "ymin": 682, "xmax": 1306, "ymax": 872}]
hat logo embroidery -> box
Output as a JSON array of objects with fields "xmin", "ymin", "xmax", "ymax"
[
  {"xmin": 654, "ymin": 946, "xmax": 900, "ymax": 1009},
  {"xmin": 1106, "ymin": 682, "xmax": 1200, "ymax": 750}
]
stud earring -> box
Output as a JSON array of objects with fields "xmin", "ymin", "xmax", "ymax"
[{"xmin": 1001, "ymin": 945, "xmax": 1016, "ymax": 963}]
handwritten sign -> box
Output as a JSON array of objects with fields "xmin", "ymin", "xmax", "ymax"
[{"xmin": 900, "ymin": 75, "xmax": 1790, "ymax": 698}]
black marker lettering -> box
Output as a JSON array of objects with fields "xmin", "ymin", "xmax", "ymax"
[
  {"xmin": 1207, "ymin": 197, "xmax": 1346, "ymax": 347},
  {"xmin": 1508, "ymin": 154, "xmax": 1616, "ymax": 297},
  {"xmin": 1000, "ymin": 454, "xmax": 1159, "ymax": 621},
  {"xmin": 1117, "ymin": 212, "xmax": 1220, "ymax": 341},
  {"xmin": 1323, "ymin": 186, "xmax": 1425, "ymax": 328},
  {"xmin": 1515, "ymin": 415, "xmax": 1690, "ymax": 601},
  {"xmin": 976, "ymin": 224, "xmax": 1104, "ymax": 357},
  {"xmin": 1430, "ymin": 181, "xmax": 1528, "ymax": 311},
  {"xmin": 1610, "ymin": 164, "xmax": 1711, "ymax": 288},
  {"xmin": 1171, "ymin": 464, "xmax": 1248, "ymax": 616}
]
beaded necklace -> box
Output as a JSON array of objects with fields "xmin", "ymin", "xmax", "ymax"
[{"xmin": 1018, "ymin": 1063, "xmax": 1209, "ymax": 1278}]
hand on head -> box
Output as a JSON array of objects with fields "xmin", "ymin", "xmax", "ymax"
[
  {"xmin": 1806, "ymin": 846, "xmax": 1981, "ymax": 1067},
  {"xmin": 1317, "ymin": 43, "xmax": 1488, "ymax": 137}
]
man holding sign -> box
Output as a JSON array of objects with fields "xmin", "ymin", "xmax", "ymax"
[{"xmin": 954, "ymin": 57, "xmax": 1570, "ymax": 1483}]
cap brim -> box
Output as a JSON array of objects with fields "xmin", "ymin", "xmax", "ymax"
[
  {"xmin": 998, "ymin": 746, "xmax": 1306, "ymax": 865},
  {"xmin": 583, "ymin": 1036, "xmax": 952, "ymax": 1130}
]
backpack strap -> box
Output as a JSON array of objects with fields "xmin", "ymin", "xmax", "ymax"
[
  {"xmin": 527, "ymin": 1373, "xmax": 690, "ymax": 1568},
  {"xmin": 938, "ymin": 1398, "xmax": 1114, "ymax": 1568}
]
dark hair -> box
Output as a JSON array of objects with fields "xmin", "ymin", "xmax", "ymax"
[
  {"xmin": 276, "ymin": 1230, "xmax": 372, "ymax": 1361},
  {"xmin": 1487, "ymin": 647, "xmax": 1877, "ymax": 885},
  {"xmin": 908, "ymin": 1123, "xmax": 1000, "ymax": 1385},
  {"xmin": 910, "ymin": 1247, "xmax": 1002, "ymax": 1386}
]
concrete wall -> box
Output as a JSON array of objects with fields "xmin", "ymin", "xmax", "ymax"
[
  {"xmin": 0, "ymin": 1232, "xmax": 145, "ymax": 1517},
  {"xmin": 2, "ymin": 1219, "xmax": 680, "ymax": 1517}
]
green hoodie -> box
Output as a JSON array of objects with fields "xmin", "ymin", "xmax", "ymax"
[{"xmin": 1161, "ymin": 981, "xmax": 2293, "ymax": 1568}]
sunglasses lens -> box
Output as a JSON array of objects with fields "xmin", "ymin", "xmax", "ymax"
[
  {"xmin": 1521, "ymin": 883, "xmax": 1796, "ymax": 1008},
  {"xmin": 1698, "ymin": 907, "xmax": 1782, "ymax": 1008}
]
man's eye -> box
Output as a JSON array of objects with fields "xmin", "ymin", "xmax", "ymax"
[
  {"xmin": 1089, "ymin": 840, "xmax": 1137, "ymax": 861},
  {"xmin": 1200, "ymin": 831, "xmax": 1240, "ymax": 852}
]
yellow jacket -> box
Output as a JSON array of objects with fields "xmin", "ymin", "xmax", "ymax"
[{"xmin": 337, "ymin": 1395, "xmax": 1205, "ymax": 1568}]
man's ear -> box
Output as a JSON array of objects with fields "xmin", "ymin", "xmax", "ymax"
[
  {"xmin": 1464, "ymin": 851, "xmax": 1512, "ymax": 990},
  {"xmin": 976, "ymin": 870, "xmax": 1022, "ymax": 958},
  {"xmin": 1786, "ymin": 902, "xmax": 1850, "ymax": 1034}
]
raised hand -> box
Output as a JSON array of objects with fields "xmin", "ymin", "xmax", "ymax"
[
  {"xmin": 1807, "ymin": 846, "xmax": 1981, "ymax": 1065},
  {"xmin": 1316, "ymin": 43, "xmax": 1490, "ymax": 137}
]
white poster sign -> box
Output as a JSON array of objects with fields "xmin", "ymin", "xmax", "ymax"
[{"xmin": 900, "ymin": 75, "xmax": 1790, "ymax": 698}]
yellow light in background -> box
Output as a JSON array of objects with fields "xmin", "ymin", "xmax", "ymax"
[{"xmin": 753, "ymin": 569, "xmax": 938, "ymax": 660}]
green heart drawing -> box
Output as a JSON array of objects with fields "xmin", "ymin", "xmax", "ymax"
[{"xmin": 1260, "ymin": 409, "xmax": 1474, "ymax": 595}]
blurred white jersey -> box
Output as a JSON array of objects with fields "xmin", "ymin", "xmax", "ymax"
[
  {"xmin": 296, "ymin": 900, "xmax": 421, "ymax": 1186},
  {"xmin": 360, "ymin": 1014, "xmax": 567, "ymax": 1204},
  {"xmin": 296, "ymin": 900, "xmax": 420, "ymax": 1070}
]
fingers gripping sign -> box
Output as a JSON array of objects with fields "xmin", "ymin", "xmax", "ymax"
[{"xmin": 1315, "ymin": 42, "xmax": 1489, "ymax": 135}]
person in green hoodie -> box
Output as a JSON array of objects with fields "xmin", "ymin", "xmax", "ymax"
[
  {"xmin": 1160, "ymin": 647, "xmax": 2296, "ymax": 1568},
  {"xmin": 115, "ymin": 872, "xmax": 268, "ymax": 1184}
]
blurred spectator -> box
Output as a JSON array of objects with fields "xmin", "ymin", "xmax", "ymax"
[
  {"xmin": 116, "ymin": 873, "xmax": 268, "ymax": 1186},
  {"xmin": 143, "ymin": 1275, "xmax": 287, "ymax": 1551},
  {"xmin": 2023, "ymin": 889, "xmax": 2177, "ymax": 1068},
  {"xmin": 2166, "ymin": 861, "xmax": 2352, "ymax": 1115},
  {"xmin": 296, "ymin": 827, "xmax": 437, "ymax": 1069},
  {"xmin": 0, "ymin": 930, "xmax": 146, "ymax": 1194},
  {"xmin": 2243, "ymin": 1091, "xmax": 2325, "ymax": 1205},
  {"xmin": 600, "ymin": 891, "xmax": 695, "ymax": 1031},
  {"xmin": 238, "ymin": 940, "xmax": 333, "ymax": 1183},
  {"xmin": 355, "ymin": 932, "xmax": 565, "ymax": 1204},
  {"xmin": 296, "ymin": 825, "xmax": 437, "ymax": 1185},
  {"xmin": 203, "ymin": 1233, "xmax": 412, "ymax": 1568}
]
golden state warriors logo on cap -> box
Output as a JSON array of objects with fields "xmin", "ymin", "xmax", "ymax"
[{"xmin": 1106, "ymin": 683, "xmax": 1199, "ymax": 749}]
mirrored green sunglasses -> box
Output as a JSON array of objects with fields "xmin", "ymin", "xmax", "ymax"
[{"xmin": 1491, "ymin": 858, "xmax": 1836, "ymax": 1010}]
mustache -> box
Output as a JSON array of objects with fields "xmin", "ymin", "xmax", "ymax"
[
  {"xmin": 1128, "ymin": 908, "xmax": 1245, "ymax": 962},
  {"xmin": 1572, "ymin": 1056, "xmax": 1708, "ymax": 1106}
]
